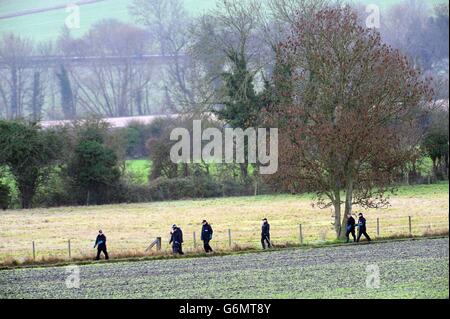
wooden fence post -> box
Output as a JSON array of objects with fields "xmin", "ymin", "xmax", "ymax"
[
  {"xmin": 68, "ymin": 239, "xmax": 71, "ymax": 259},
  {"xmin": 193, "ymin": 231, "xmax": 197, "ymax": 248},
  {"xmin": 32, "ymin": 241, "xmax": 36, "ymax": 261},
  {"xmin": 228, "ymin": 229, "xmax": 232, "ymax": 247},
  {"xmin": 299, "ymin": 224, "xmax": 303, "ymax": 245},
  {"xmin": 377, "ymin": 218, "xmax": 380, "ymax": 237},
  {"xmin": 408, "ymin": 216, "xmax": 412, "ymax": 236},
  {"xmin": 156, "ymin": 237, "xmax": 161, "ymax": 251}
]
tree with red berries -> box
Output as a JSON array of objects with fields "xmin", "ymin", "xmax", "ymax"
[{"xmin": 264, "ymin": 7, "xmax": 432, "ymax": 238}]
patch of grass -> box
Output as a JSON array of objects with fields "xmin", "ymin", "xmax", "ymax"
[
  {"xmin": 124, "ymin": 159, "xmax": 151, "ymax": 184},
  {"xmin": 395, "ymin": 181, "xmax": 449, "ymax": 198},
  {"xmin": 0, "ymin": 182, "xmax": 447, "ymax": 265}
]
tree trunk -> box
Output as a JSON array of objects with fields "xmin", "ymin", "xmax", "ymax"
[
  {"xmin": 340, "ymin": 175, "xmax": 354, "ymax": 239},
  {"xmin": 183, "ymin": 163, "xmax": 189, "ymax": 177},
  {"xmin": 10, "ymin": 65, "xmax": 18, "ymax": 119},
  {"xmin": 31, "ymin": 71, "xmax": 42, "ymax": 122},
  {"xmin": 19, "ymin": 185, "xmax": 34, "ymax": 209},
  {"xmin": 333, "ymin": 189, "xmax": 341, "ymax": 238},
  {"xmin": 254, "ymin": 165, "xmax": 259, "ymax": 196},
  {"xmin": 240, "ymin": 163, "xmax": 248, "ymax": 180}
]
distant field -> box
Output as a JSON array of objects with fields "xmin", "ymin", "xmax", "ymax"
[
  {"xmin": 1, "ymin": 238, "xmax": 448, "ymax": 298},
  {"xmin": 0, "ymin": 0, "xmax": 216, "ymax": 41},
  {"xmin": 124, "ymin": 157, "xmax": 433, "ymax": 185},
  {"xmin": 0, "ymin": 182, "xmax": 447, "ymax": 264},
  {"xmin": 125, "ymin": 159, "xmax": 151, "ymax": 184},
  {"xmin": 0, "ymin": 0, "xmax": 446, "ymax": 41}
]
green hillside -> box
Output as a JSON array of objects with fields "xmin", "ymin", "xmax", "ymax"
[
  {"xmin": 0, "ymin": 0, "xmax": 214, "ymax": 41},
  {"xmin": 0, "ymin": 0, "xmax": 446, "ymax": 42}
]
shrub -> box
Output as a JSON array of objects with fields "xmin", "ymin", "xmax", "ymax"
[{"xmin": 149, "ymin": 176, "xmax": 223, "ymax": 201}]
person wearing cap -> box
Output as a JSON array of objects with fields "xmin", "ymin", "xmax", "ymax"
[
  {"xmin": 169, "ymin": 224, "xmax": 184, "ymax": 255},
  {"xmin": 201, "ymin": 220, "xmax": 214, "ymax": 253},
  {"xmin": 261, "ymin": 218, "xmax": 271, "ymax": 249},
  {"xmin": 356, "ymin": 213, "xmax": 372, "ymax": 242},
  {"xmin": 94, "ymin": 230, "xmax": 109, "ymax": 260}
]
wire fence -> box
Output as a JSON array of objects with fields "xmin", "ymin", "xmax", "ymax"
[{"xmin": 1, "ymin": 215, "xmax": 448, "ymax": 264}]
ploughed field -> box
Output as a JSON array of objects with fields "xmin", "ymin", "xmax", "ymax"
[{"xmin": 1, "ymin": 237, "xmax": 448, "ymax": 298}]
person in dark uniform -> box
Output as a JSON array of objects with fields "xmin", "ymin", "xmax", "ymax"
[
  {"xmin": 169, "ymin": 224, "xmax": 184, "ymax": 255},
  {"xmin": 201, "ymin": 220, "xmax": 214, "ymax": 253},
  {"xmin": 94, "ymin": 230, "xmax": 109, "ymax": 260},
  {"xmin": 345, "ymin": 213, "xmax": 356, "ymax": 243},
  {"xmin": 356, "ymin": 213, "xmax": 372, "ymax": 242},
  {"xmin": 261, "ymin": 218, "xmax": 272, "ymax": 249}
]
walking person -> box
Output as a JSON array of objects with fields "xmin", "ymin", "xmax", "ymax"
[
  {"xmin": 356, "ymin": 213, "xmax": 372, "ymax": 242},
  {"xmin": 94, "ymin": 230, "xmax": 109, "ymax": 260},
  {"xmin": 261, "ymin": 218, "xmax": 272, "ymax": 249},
  {"xmin": 201, "ymin": 220, "xmax": 214, "ymax": 253},
  {"xmin": 169, "ymin": 224, "xmax": 184, "ymax": 255},
  {"xmin": 345, "ymin": 213, "xmax": 356, "ymax": 243}
]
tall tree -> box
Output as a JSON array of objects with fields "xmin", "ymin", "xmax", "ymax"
[
  {"xmin": 0, "ymin": 121, "xmax": 62, "ymax": 208},
  {"xmin": 217, "ymin": 50, "xmax": 262, "ymax": 179},
  {"xmin": 0, "ymin": 34, "xmax": 34, "ymax": 119},
  {"xmin": 56, "ymin": 64, "xmax": 76, "ymax": 119},
  {"xmin": 66, "ymin": 119, "xmax": 121, "ymax": 205},
  {"xmin": 265, "ymin": 7, "xmax": 432, "ymax": 238},
  {"xmin": 423, "ymin": 104, "xmax": 449, "ymax": 180},
  {"xmin": 60, "ymin": 20, "xmax": 153, "ymax": 117}
]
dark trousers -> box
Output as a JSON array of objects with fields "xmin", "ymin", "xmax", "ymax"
[
  {"xmin": 172, "ymin": 243, "xmax": 184, "ymax": 255},
  {"xmin": 261, "ymin": 235, "xmax": 271, "ymax": 249},
  {"xmin": 203, "ymin": 240, "xmax": 213, "ymax": 252},
  {"xmin": 346, "ymin": 228, "xmax": 356, "ymax": 243},
  {"xmin": 96, "ymin": 246, "xmax": 109, "ymax": 260},
  {"xmin": 357, "ymin": 229, "xmax": 372, "ymax": 242}
]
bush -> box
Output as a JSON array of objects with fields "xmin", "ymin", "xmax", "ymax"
[
  {"xmin": 221, "ymin": 177, "xmax": 251, "ymax": 196},
  {"xmin": 116, "ymin": 182, "xmax": 153, "ymax": 203},
  {"xmin": 0, "ymin": 182, "xmax": 10, "ymax": 210},
  {"xmin": 149, "ymin": 176, "xmax": 224, "ymax": 201},
  {"xmin": 32, "ymin": 170, "xmax": 74, "ymax": 208},
  {"xmin": 149, "ymin": 177, "xmax": 195, "ymax": 201}
]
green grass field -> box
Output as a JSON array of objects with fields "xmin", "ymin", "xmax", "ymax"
[
  {"xmin": 0, "ymin": 182, "xmax": 447, "ymax": 265},
  {"xmin": 0, "ymin": 0, "xmax": 446, "ymax": 41},
  {"xmin": 125, "ymin": 159, "xmax": 152, "ymax": 184},
  {"xmin": 0, "ymin": 0, "xmax": 215, "ymax": 41}
]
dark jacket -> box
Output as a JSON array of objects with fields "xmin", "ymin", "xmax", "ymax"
[
  {"xmin": 94, "ymin": 234, "xmax": 106, "ymax": 248},
  {"xmin": 261, "ymin": 222, "xmax": 270, "ymax": 237},
  {"xmin": 358, "ymin": 216, "xmax": 367, "ymax": 231},
  {"xmin": 347, "ymin": 216, "xmax": 356, "ymax": 230},
  {"xmin": 169, "ymin": 227, "xmax": 183, "ymax": 246},
  {"xmin": 201, "ymin": 223, "xmax": 213, "ymax": 241}
]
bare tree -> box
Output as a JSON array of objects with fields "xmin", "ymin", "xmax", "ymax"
[
  {"xmin": 130, "ymin": 0, "xmax": 218, "ymax": 113},
  {"xmin": 0, "ymin": 34, "xmax": 34, "ymax": 119},
  {"xmin": 58, "ymin": 20, "xmax": 154, "ymax": 118}
]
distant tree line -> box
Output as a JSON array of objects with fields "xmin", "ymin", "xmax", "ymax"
[
  {"xmin": 0, "ymin": 115, "xmax": 272, "ymax": 209},
  {"xmin": 0, "ymin": 0, "xmax": 447, "ymax": 120},
  {"xmin": 0, "ymin": 97, "xmax": 447, "ymax": 211}
]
